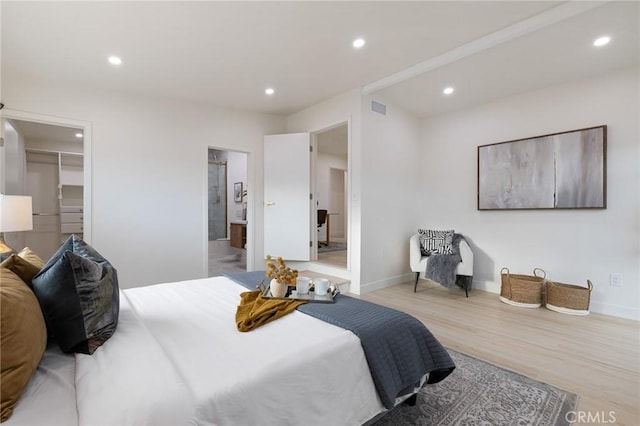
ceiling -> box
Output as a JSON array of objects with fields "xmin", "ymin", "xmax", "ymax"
[
  {"xmin": 9, "ymin": 119, "xmax": 83, "ymax": 145},
  {"xmin": 2, "ymin": 1, "xmax": 638, "ymax": 118}
]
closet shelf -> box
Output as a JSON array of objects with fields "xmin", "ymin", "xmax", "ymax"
[{"xmin": 57, "ymin": 152, "xmax": 84, "ymax": 235}]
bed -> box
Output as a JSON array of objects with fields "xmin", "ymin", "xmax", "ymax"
[{"xmin": 4, "ymin": 272, "xmax": 454, "ymax": 425}]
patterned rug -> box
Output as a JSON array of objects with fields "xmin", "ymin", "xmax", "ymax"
[
  {"xmin": 373, "ymin": 349, "xmax": 578, "ymax": 426},
  {"xmin": 318, "ymin": 242, "xmax": 347, "ymax": 253}
]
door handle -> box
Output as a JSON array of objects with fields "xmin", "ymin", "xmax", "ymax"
[{"xmin": 265, "ymin": 201, "xmax": 275, "ymax": 206}]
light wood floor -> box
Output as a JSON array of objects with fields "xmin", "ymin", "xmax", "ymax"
[
  {"xmin": 317, "ymin": 249, "xmax": 347, "ymax": 268},
  {"xmin": 358, "ymin": 280, "xmax": 640, "ymax": 426}
]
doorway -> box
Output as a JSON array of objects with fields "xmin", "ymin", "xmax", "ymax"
[
  {"xmin": 207, "ymin": 148, "xmax": 248, "ymax": 276},
  {"xmin": 1, "ymin": 118, "xmax": 85, "ymax": 260},
  {"xmin": 208, "ymin": 150, "xmax": 228, "ymax": 241},
  {"xmin": 314, "ymin": 123, "xmax": 348, "ymax": 269}
]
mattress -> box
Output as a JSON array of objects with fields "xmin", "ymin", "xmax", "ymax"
[
  {"xmin": 6, "ymin": 345, "xmax": 77, "ymax": 425},
  {"xmin": 8, "ymin": 276, "xmax": 386, "ymax": 425}
]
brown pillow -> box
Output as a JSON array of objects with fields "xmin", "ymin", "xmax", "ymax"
[
  {"xmin": 0, "ymin": 268, "xmax": 47, "ymax": 422},
  {"xmin": 0, "ymin": 254, "xmax": 42, "ymax": 287},
  {"xmin": 17, "ymin": 247, "xmax": 46, "ymax": 269}
]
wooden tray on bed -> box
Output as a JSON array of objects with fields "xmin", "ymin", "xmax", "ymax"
[{"xmin": 257, "ymin": 280, "xmax": 339, "ymax": 303}]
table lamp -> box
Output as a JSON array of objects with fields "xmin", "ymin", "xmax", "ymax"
[{"xmin": 0, "ymin": 194, "xmax": 33, "ymax": 261}]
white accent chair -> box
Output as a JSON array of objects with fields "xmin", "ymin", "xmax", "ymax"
[{"xmin": 409, "ymin": 234, "xmax": 474, "ymax": 296}]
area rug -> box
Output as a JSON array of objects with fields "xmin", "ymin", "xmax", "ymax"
[
  {"xmin": 318, "ymin": 241, "xmax": 347, "ymax": 253},
  {"xmin": 373, "ymin": 349, "xmax": 578, "ymax": 426}
]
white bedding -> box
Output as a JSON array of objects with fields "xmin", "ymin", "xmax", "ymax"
[
  {"xmin": 10, "ymin": 276, "xmax": 386, "ymax": 425},
  {"xmin": 7, "ymin": 345, "xmax": 77, "ymax": 426}
]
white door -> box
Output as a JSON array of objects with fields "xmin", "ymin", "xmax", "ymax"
[{"xmin": 264, "ymin": 133, "xmax": 310, "ymax": 261}]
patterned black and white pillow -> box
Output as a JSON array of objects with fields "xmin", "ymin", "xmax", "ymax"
[{"xmin": 418, "ymin": 229, "xmax": 455, "ymax": 255}]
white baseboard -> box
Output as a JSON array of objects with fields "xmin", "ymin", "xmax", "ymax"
[
  {"xmin": 360, "ymin": 273, "xmax": 414, "ymax": 294},
  {"xmin": 477, "ymin": 280, "xmax": 639, "ymax": 321},
  {"xmin": 588, "ymin": 302, "xmax": 639, "ymax": 321},
  {"xmin": 360, "ymin": 275, "xmax": 639, "ymax": 322},
  {"xmin": 471, "ymin": 280, "xmax": 501, "ymax": 294}
]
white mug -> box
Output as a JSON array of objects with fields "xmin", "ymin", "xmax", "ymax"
[
  {"xmin": 314, "ymin": 278, "xmax": 330, "ymax": 296},
  {"xmin": 296, "ymin": 276, "xmax": 311, "ymax": 295}
]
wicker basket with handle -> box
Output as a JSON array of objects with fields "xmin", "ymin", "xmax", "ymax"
[
  {"xmin": 545, "ymin": 280, "xmax": 593, "ymax": 316},
  {"xmin": 499, "ymin": 267, "xmax": 546, "ymax": 308}
]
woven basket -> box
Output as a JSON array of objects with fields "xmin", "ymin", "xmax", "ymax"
[
  {"xmin": 545, "ymin": 280, "xmax": 593, "ymax": 316},
  {"xmin": 499, "ymin": 267, "xmax": 546, "ymax": 308}
]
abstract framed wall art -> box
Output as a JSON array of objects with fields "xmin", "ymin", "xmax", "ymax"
[{"xmin": 478, "ymin": 125, "xmax": 606, "ymax": 210}]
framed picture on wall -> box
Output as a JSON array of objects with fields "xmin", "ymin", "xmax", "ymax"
[
  {"xmin": 478, "ymin": 125, "xmax": 606, "ymax": 210},
  {"xmin": 234, "ymin": 182, "xmax": 243, "ymax": 203}
]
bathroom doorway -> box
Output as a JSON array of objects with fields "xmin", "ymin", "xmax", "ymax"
[
  {"xmin": 207, "ymin": 148, "xmax": 248, "ymax": 276},
  {"xmin": 208, "ymin": 150, "xmax": 228, "ymax": 241}
]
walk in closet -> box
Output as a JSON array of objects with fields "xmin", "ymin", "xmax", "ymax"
[
  {"xmin": 2, "ymin": 118, "xmax": 85, "ymax": 260},
  {"xmin": 25, "ymin": 149, "xmax": 84, "ymax": 258}
]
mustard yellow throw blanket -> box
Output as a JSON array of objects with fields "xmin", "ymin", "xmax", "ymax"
[{"xmin": 235, "ymin": 290, "xmax": 307, "ymax": 332}]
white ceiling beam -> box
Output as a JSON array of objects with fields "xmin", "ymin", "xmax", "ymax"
[{"xmin": 362, "ymin": 0, "xmax": 611, "ymax": 95}]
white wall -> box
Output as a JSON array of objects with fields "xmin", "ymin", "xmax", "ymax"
[
  {"xmin": 1, "ymin": 119, "xmax": 27, "ymax": 250},
  {"xmin": 7, "ymin": 64, "xmax": 635, "ymax": 320},
  {"xmin": 286, "ymin": 89, "xmax": 363, "ymax": 289},
  {"xmin": 360, "ymin": 95, "xmax": 422, "ymax": 292},
  {"xmin": 226, "ymin": 150, "xmax": 248, "ymax": 229},
  {"xmin": 329, "ymin": 168, "xmax": 347, "ymax": 239},
  {"xmin": 2, "ymin": 120, "xmax": 26, "ymax": 195},
  {"xmin": 3, "ymin": 79, "xmax": 286, "ymax": 287},
  {"xmin": 286, "ymin": 90, "xmax": 423, "ymax": 294},
  {"xmin": 419, "ymin": 66, "xmax": 639, "ymax": 320}
]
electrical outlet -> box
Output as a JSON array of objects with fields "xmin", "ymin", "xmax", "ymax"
[{"xmin": 610, "ymin": 273, "xmax": 622, "ymax": 287}]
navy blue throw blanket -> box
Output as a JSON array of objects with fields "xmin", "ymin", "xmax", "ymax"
[{"xmin": 225, "ymin": 271, "xmax": 455, "ymax": 409}]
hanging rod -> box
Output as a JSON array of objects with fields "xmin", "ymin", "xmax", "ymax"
[{"xmin": 25, "ymin": 148, "xmax": 83, "ymax": 156}]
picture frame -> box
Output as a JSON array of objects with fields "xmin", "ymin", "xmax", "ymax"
[
  {"xmin": 478, "ymin": 125, "xmax": 606, "ymax": 210},
  {"xmin": 234, "ymin": 182, "xmax": 243, "ymax": 203}
]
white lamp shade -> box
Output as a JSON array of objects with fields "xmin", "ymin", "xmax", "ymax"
[{"xmin": 0, "ymin": 195, "xmax": 33, "ymax": 232}]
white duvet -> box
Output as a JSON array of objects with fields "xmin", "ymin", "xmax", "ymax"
[{"xmin": 10, "ymin": 276, "xmax": 386, "ymax": 425}]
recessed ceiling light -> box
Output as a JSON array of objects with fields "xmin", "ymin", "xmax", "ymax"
[
  {"xmin": 75, "ymin": 133, "xmax": 83, "ymax": 138},
  {"xmin": 443, "ymin": 87, "xmax": 454, "ymax": 95},
  {"xmin": 353, "ymin": 38, "xmax": 366, "ymax": 48},
  {"xmin": 265, "ymin": 88, "xmax": 275, "ymax": 95},
  {"xmin": 593, "ymin": 36, "xmax": 611, "ymax": 47},
  {"xmin": 108, "ymin": 56, "xmax": 122, "ymax": 65}
]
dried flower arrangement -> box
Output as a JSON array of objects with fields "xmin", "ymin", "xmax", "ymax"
[{"xmin": 265, "ymin": 255, "xmax": 298, "ymax": 285}]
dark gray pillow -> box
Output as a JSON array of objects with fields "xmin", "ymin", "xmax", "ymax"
[{"xmin": 32, "ymin": 235, "xmax": 119, "ymax": 354}]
